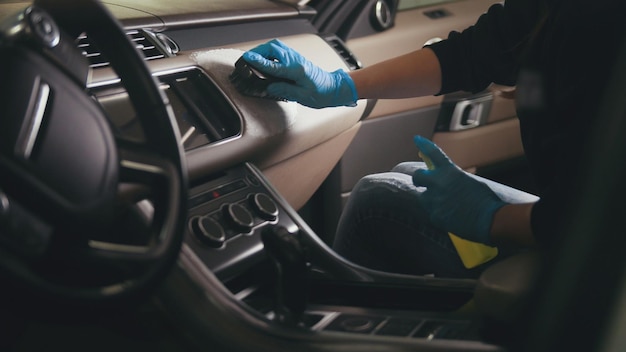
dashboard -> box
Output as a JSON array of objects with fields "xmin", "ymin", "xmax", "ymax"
[{"xmin": 89, "ymin": 34, "xmax": 369, "ymax": 208}]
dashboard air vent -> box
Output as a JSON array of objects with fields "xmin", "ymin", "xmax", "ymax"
[
  {"xmin": 77, "ymin": 29, "xmax": 174, "ymax": 69},
  {"xmin": 324, "ymin": 35, "xmax": 363, "ymax": 71}
]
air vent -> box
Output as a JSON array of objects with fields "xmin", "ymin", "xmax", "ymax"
[
  {"xmin": 77, "ymin": 29, "xmax": 174, "ymax": 69},
  {"xmin": 324, "ymin": 35, "xmax": 363, "ymax": 71}
]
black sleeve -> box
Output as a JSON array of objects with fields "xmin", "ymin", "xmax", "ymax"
[
  {"xmin": 427, "ymin": 0, "xmax": 544, "ymax": 94},
  {"xmin": 524, "ymin": 0, "xmax": 626, "ymax": 248}
]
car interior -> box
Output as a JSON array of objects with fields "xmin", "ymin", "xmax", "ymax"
[{"xmin": 1, "ymin": 0, "xmax": 625, "ymax": 351}]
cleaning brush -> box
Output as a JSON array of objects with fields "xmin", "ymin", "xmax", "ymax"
[{"xmin": 229, "ymin": 56, "xmax": 295, "ymax": 100}]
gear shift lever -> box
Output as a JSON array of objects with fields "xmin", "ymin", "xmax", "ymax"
[{"xmin": 261, "ymin": 226, "xmax": 310, "ymax": 325}]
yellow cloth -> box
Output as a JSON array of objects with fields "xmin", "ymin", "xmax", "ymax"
[{"xmin": 448, "ymin": 233, "xmax": 498, "ymax": 269}]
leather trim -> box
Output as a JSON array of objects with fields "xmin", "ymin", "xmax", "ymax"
[{"xmin": 433, "ymin": 118, "xmax": 524, "ymax": 170}]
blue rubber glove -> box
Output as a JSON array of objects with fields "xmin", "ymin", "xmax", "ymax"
[
  {"xmin": 412, "ymin": 136, "xmax": 507, "ymax": 245},
  {"xmin": 242, "ymin": 39, "xmax": 358, "ymax": 109}
]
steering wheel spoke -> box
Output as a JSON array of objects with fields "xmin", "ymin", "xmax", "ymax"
[{"xmin": 118, "ymin": 143, "xmax": 180, "ymax": 185}]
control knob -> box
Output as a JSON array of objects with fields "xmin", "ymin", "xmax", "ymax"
[
  {"xmin": 250, "ymin": 193, "xmax": 278, "ymax": 221},
  {"xmin": 223, "ymin": 203, "xmax": 254, "ymax": 233},
  {"xmin": 190, "ymin": 215, "xmax": 225, "ymax": 248}
]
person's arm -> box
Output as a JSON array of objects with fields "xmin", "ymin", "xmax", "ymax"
[
  {"xmin": 349, "ymin": 48, "xmax": 442, "ymax": 99},
  {"xmin": 490, "ymin": 203, "xmax": 536, "ymax": 247},
  {"xmin": 242, "ymin": 40, "xmax": 442, "ymax": 108}
]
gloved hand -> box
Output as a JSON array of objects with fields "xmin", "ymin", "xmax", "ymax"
[
  {"xmin": 412, "ymin": 136, "xmax": 507, "ymax": 245},
  {"xmin": 242, "ymin": 39, "xmax": 358, "ymax": 109}
]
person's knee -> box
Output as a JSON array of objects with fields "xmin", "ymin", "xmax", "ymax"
[
  {"xmin": 354, "ymin": 173, "xmax": 395, "ymax": 190},
  {"xmin": 351, "ymin": 172, "xmax": 419, "ymax": 199},
  {"xmin": 391, "ymin": 161, "xmax": 428, "ymax": 176}
]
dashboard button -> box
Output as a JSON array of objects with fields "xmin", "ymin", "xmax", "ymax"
[
  {"xmin": 250, "ymin": 193, "xmax": 278, "ymax": 221},
  {"xmin": 190, "ymin": 215, "xmax": 225, "ymax": 248},
  {"xmin": 223, "ymin": 203, "xmax": 254, "ymax": 232}
]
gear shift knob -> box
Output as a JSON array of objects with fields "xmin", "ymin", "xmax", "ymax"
[{"xmin": 261, "ymin": 226, "xmax": 310, "ymax": 325}]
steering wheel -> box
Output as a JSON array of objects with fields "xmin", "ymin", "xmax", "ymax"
[{"xmin": 0, "ymin": 0, "xmax": 187, "ymax": 305}]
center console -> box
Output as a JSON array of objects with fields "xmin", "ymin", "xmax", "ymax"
[
  {"xmin": 180, "ymin": 162, "xmax": 487, "ymax": 344},
  {"xmin": 184, "ymin": 164, "xmax": 297, "ymax": 280}
]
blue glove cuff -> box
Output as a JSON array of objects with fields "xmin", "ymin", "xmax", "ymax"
[
  {"xmin": 333, "ymin": 69, "xmax": 358, "ymax": 107},
  {"xmin": 475, "ymin": 198, "xmax": 507, "ymax": 246}
]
